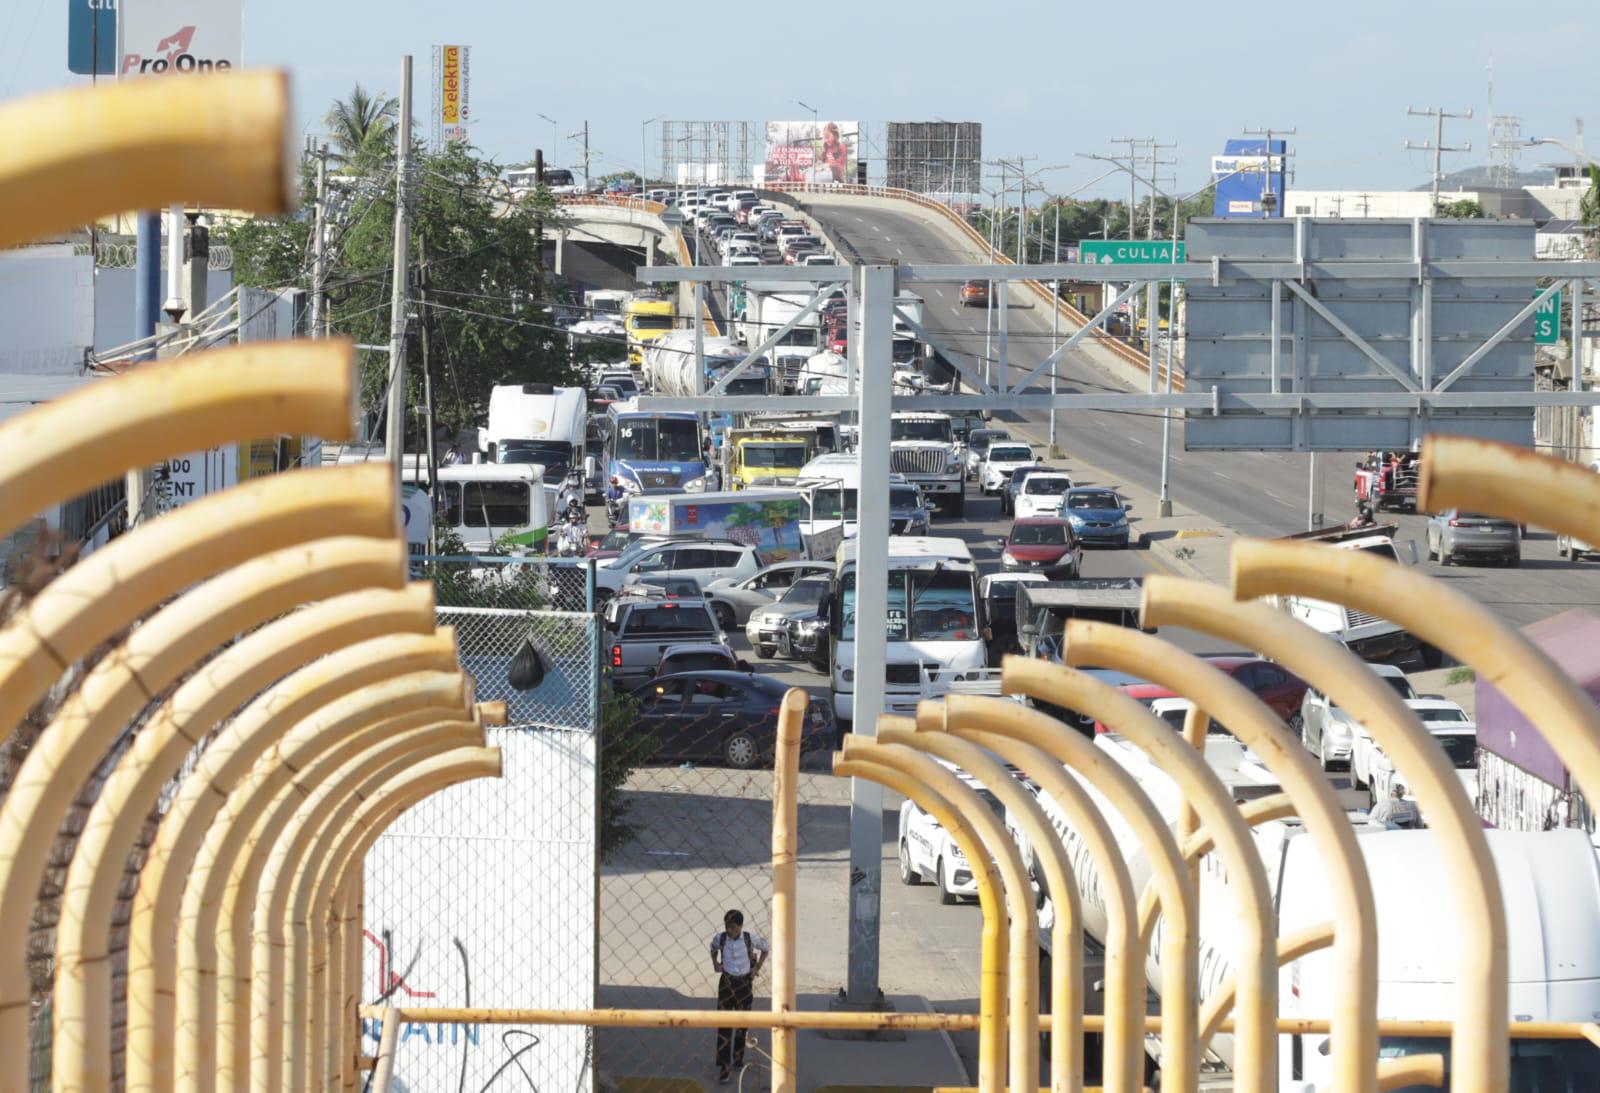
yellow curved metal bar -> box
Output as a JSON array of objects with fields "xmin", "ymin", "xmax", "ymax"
[
  {"xmin": 1060, "ymin": 621, "xmax": 1378, "ymax": 1093},
  {"xmin": 905, "ymin": 714, "xmax": 1085, "ymax": 1093},
  {"xmin": 0, "ymin": 69, "xmax": 294, "ymax": 249},
  {"xmin": 1142, "ymin": 575, "xmax": 1507, "ymax": 1093},
  {"xmin": 265, "ymin": 721, "xmax": 484, "ymax": 1093},
  {"xmin": 0, "ymin": 341, "xmax": 357, "ymax": 542},
  {"xmin": 0, "ymin": 463, "xmax": 394, "ymax": 746},
  {"xmin": 47, "ymin": 575, "xmax": 424, "ymax": 1090},
  {"xmin": 1200, "ymin": 921, "xmax": 1335, "ymax": 1045},
  {"xmin": 936, "ymin": 702, "xmax": 1147, "ymax": 1093},
  {"xmin": 0, "ymin": 539, "xmax": 402, "ymax": 1083},
  {"xmin": 330, "ymin": 875, "xmax": 364, "ymax": 1091},
  {"xmin": 181, "ymin": 679, "xmax": 471, "ymax": 1093},
  {"xmin": 312, "ymin": 747, "xmax": 506, "ymax": 1093},
  {"xmin": 833, "ymin": 753, "xmax": 1007, "ymax": 1093},
  {"xmin": 1368, "ymin": 1055, "xmax": 1446, "ymax": 1092},
  {"xmin": 125, "ymin": 631, "xmax": 457, "ymax": 1093},
  {"xmin": 1003, "ymin": 651, "xmax": 1276, "ymax": 1093},
  {"xmin": 1419, "ymin": 435, "xmax": 1600, "ymax": 543},
  {"xmin": 951, "ymin": 688, "xmax": 1198, "ymax": 1093}
]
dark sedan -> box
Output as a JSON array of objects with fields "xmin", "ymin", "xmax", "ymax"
[
  {"xmin": 1001, "ymin": 464, "xmax": 1049, "ymax": 517},
  {"xmin": 629, "ymin": 671, "xmax": 835, "ymax": 768}
]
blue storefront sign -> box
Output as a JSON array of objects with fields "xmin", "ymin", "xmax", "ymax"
[{"xmin": 68, "ymin": 0, "xmax": 118, "ymax": 76}]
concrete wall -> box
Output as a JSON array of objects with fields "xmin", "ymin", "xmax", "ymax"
[
  {"xmin": 94, "ymin": 264, "xmax": 234, "ymax": 352},
  {"xmin": 0, "ymin": 245, "xmax": 94, "ymax": 374}
]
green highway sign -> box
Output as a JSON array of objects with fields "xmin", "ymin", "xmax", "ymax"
[
  {"xmin": 1077, "ymin": 239, "xmax": 1186, "ymax": 265},
  {"xmin": 1535, "ymin": 290, "xmax": 1562, "ymax": 345}
]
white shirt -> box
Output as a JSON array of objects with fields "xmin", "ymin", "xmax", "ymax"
[{"xmin": 710, "ymin": 929, "xmax": 769, "ymax": 976}]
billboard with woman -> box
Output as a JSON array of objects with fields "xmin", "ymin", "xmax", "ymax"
[{"xmin": 763, "ymin": 120, "xmax": 859, "ymax": 185}]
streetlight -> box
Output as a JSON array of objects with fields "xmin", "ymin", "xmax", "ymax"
[
  {"xmin": 1528, "ymin": 136, "xmax": 1600, "ymax": 170},
  {"xmin": 535, "ymin": 113, "xmax": 557, "ymax": 166},
  {"xmin": 794, "ymin": 100, "xmax": 819, "ymax": 132},
  {"xmin": 641, "ymin": 115, "xmax": 664, "ymax": 189}
]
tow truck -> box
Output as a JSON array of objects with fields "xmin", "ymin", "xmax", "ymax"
[{"xmin": 1353, "ymin": 449, "xmax": 1421, "ymax": 512}]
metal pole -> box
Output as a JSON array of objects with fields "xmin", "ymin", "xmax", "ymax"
[
  {"xmin": 1015, "ymin": 174, "xmax": 1026, "ymax": 265},
  {"xmin": 163, "ymin": 202, "xmax": 185, "ymax": 320},
  {"xmin": 1146, "ymin": 281, "xmax": 1159, "ymax": 394},
  {"xmin": 693, "ymin": 283, "xmax": 705, "ymax": 394},
  {"xmin": 311, "ymin": 144, "xmax": 328, "ymax": 338},
  {"xmin": 997, "ymin": 281, "xmax": 1009, "ymax": 392},
  {"xmin": 419, "ymin": 235, "xmax": 439, "ymax": 556},
  {"xmin": 1050, "ymin": 207, "xmax": 1060, "ymax": 456},
  {"xmin": 1308, "ymin": 451, "xmax": 1324, "ymax": 530},
  {"xmin": 985, "ymin": 176, "xmax": 999, "ymax": 388},
  {"xmin": 1433, "ymin": 112, "xmax": 1444, "ymax": 212},
  {"xmin": 384, "ymin": 55, "xmax": 413, "ymax": 496},
  {"xmin": 844, "ymin": 264, "xmax": 895, "ymax": 1006},
  {"xmin": 583, "ymin": 120, "xmax": 591, "ymax": 193}
]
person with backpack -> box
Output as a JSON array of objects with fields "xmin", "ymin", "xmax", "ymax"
[{"xmin": 709, "ymin": 908, "xmax": 768, "ymax": 1083}]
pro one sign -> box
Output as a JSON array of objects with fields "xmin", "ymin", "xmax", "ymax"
[{"xmin": 119, "ymin": 0, "xmax": 242, "ymax": 77}]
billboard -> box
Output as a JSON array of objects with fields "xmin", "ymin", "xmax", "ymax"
[
  {"xmin": 885, "ymin": 121, "xmax": 982, "ymax": 195},
  {"xmin": 763, "ymin": 120, "xmax": 859, "ymax": 186},
  {"xmin": 118, "ymin": 0, "xmax": 242, "ymax": 78},
  {"xmin": 1212, "ymin": 139, "xmax": 1286, "ymax": 218},
  {"xmin": 434, "ymin": 44, "xmax": 471, "ymax": 144}
]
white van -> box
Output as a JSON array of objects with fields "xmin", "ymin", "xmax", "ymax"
[{"xmin": 484, "ymin": 384, "xmax": 587, "ymax": 484}]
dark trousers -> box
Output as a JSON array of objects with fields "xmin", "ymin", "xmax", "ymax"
[{"xmin": 715, "ymin": 971, "xmax": 754, "ymax": 1071}]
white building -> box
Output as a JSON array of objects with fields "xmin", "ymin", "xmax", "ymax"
[{"xmin": 1284, "ymin": 190, "xmax": 1480, "ymax": 218}]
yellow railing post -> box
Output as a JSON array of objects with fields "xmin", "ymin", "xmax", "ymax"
[
  {"xmin": 1002, "ymin": 654, "xmax": 1278, "ymax": 1093},
  {"xmin": 1141, "ymin": 576, "xmax": 1507, "ymax": 1093},
  {"xmin": 770, "ymin": 690, "xmax": 807, "ymax": 1093},
  {"xmin": 1054, "ymin": 621, "xmax": 1379, "ymax": 1093}
]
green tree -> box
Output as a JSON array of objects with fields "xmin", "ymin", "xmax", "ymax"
[
  {"xmin": 598, "ymin": 689, "xmax": 657, "ymax": 860},
  {"xmin": 1439, "ymin": 199, "xmax": 1486, "ymax": 219},
  {"xmin": 325, "ymin": 84, "xmax": 397, "ymax": 167},
  {"xmin": 1580, "ymin": 165, "xmax": 1600, "ymax": 228}
]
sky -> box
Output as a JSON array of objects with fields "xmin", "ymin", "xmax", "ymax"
[{"xmin": 7, "ymin": 0, "xmax": 1596, "ymax": 200}]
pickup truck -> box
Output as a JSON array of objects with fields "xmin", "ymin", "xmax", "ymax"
[{"xmin": 604, "ymin": 598, "xmax": 727, "ymax": 691}]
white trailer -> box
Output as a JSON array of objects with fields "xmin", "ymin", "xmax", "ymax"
[{"xmin": 736, "ymin": 280, "xmax": 823, "ymax": 393}]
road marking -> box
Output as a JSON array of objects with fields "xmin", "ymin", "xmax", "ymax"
[
  {"xmin": 872, "ymin": 224, "xmax": 881, "ymax": 233},
  {"xmin": 1127, "ymin": 436, "xmax": 1143, "ymax": 446},
  {"xmin": 896, "ymin": 247, "xmax": 904, "ymax": 255},
  {"xmin": 1215, "ymin": 472, "xmax": 1233, "ymax": 481},
  {"xmin": 1265, "ymin": 491, "xmax": 1287, "ymax": 503}
]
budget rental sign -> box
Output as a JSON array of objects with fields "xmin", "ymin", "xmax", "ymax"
[{"xmin": 119, "ymin": 0, "xmax": 242, "ymax": 78}]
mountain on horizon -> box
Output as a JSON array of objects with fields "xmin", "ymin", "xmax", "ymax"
[{"xmin": 1409, "ymin": 163, "xmax": 1566, "ymax": 191}]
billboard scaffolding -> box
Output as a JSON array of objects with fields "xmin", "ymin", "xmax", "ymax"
[
  {"xmin": 659, "ymin": 121, "xmax": 758, "ymax": 187},
  {"xmin": 885, "ymin": 121, "xmax": 982, "ymax": 197}
]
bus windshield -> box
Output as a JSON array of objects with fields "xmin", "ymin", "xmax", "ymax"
[
  {"xmin": 497, "ymin": 440, "xmax": 573, "ymax": 475},
  {"xmin": 614, "ymin": 418, "xmax": 701, "ymax": 463},
  {"xmin": 841, "ymin": 568, "xmax": 978, "ymax": 642},
  {"xmin": 629, "ymin": 314, "xmax": 674, "ymax": 331}
]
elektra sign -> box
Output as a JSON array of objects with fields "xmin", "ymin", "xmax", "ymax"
[{"xmin": 120, "ymin": 0, "xmax": 242, "ymax": 77}]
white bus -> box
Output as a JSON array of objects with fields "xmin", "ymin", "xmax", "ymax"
[{"xmin": 827, "ymin": 536, "xmax": 984, "ymax": 731}]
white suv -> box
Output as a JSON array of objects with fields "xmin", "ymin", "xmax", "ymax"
[
  {"xmin": 1013, "ymin": 472, "xmax": 1074, "ymax": 518},
  {"xmin": 596, "ymin": 540, "xmax": 764, "ymax": 596}
]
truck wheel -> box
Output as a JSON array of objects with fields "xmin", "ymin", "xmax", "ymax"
[
  {"xmin": 723, "ymin": 731, "xmax": 759, "ymax": 770},
  {"xmin": 898, "ymin": 840, "xmax": 924, "ymax": 886},
  {"xmin": 943, "ymin": 493, "xmax": 966, "ymax": 519},
  {"xmin": 755, "ymin": 644, "xmax": 776, "ymax": 659},
  {"xmin": 938, "ymin": 858, "xmax": 959, "ymax": 905}
]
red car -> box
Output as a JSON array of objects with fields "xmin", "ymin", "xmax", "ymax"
[
  {"xmin": 999, "ymin": 517, "xmax": 1082, "ymax": 579},
  {"xmin": 1094, "ymin": 656, "xmax": 1309, "ymax": 733}
]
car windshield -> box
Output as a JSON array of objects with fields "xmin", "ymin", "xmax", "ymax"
[
  {"xmin": 1026, "ymin": 477, "xmax": 1071, "ymax": 495},
  {"xmin": 662, "ymin": 652, "xmax": 734, "ymax": 672},
  {"xmin": 1378, "ymin": 1036, "xmax": 1600, "ymax": 1089},
  {"xmin": 841, "ymin": 569, "xmax": 979, "ymax": 643},
  {"xmin": 1067, "ymin": 491, "xmax": 1120, "ymax": 510},
  {"xmin": 1011, "ymin": 523, "xmax": 1067, "ymax": 546},
  {"xmin": 989, "ymin": 446, "xmax": 1031, "ymax": 462},
  {"xmin": 889, "ymin": 486, "xmax": 920, "ymax": 510},
  {"xmin": 1380, "ymin": 674, "xmax": 1416, "ymax": 699},
  {"xmin": 629, "ymin": 314, "xmax": 674, "ymax": 330},
  {"xmin": 891, "ymin": 418, "xmax": 952, "ymax": 442},
  {"xmin": 745, "ymin": 444, "xmax": 808, "ymax": 469},
  {"xmin": 600, "ymin": 530, "xmax": 631, "ymax": 550},
  {"xmin": 1438, "ymin": 733, "xmax": 1477, "ymax": 768},
  {"xmin": 780, "ymin": 578, "xmax": 830, "ymax": 607},
  {"xmin": 1417, "ymin": 707, "xmax": 1470, "ymax": 723},
  {"xmin": 1011, "ymin": 466, "xmax": 1042, "ymax": 483}
]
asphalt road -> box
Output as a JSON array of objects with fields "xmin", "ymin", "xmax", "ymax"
[{"xmin": 796, "ymin": 193, "xmax": 1600, "ymax": 634}]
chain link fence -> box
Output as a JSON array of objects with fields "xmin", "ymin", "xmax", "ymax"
[{"xmin": 364, "ymin": 560, "xmax": 603, "ymax": 1091}]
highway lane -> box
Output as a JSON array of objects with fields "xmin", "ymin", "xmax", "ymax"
[{"xmin": 797, "ymin": 192, "xmax": 1600, "ymax": 633}]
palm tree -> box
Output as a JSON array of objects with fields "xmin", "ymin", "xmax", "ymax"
[{"xmin": 325, "ymin": 84, "xmax": 397, "ymax": 166}]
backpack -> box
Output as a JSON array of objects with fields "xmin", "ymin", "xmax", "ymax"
[{"xmin": 715, "ymin": 930, "xmax": 755, "ymax": 971}]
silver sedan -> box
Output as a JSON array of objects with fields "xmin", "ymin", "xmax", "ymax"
[{"xmin": 702, "ymin": 561, "xmax": 833, "ymax": 630}]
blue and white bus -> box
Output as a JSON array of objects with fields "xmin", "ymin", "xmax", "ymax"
[{"xmin": 604, "ymin": 407, "xmax": 707, "ymax": 494}]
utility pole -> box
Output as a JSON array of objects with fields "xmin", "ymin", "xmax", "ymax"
[
  {"xmin": 1109, "ymin": 138, "xmax": 1146, "ymax": 238},
  {"xmin": 1146, "ymin": 141, "xmax": 1177, "ymax": 238},
  {"xmin": 1406, "ymin": 107, "xmax": 1473, "ymax": 213},
  {"xmin": 582, "ymin": 120, "xmax": 592, "ymax": 192},
  {"xmin": 1050, "ymin": 208, "xmax": 1061, "ymax": 456},
  {"xmin": 1243, "ymin": 127, "xmax": 1296, "ymax": 217},
  {"xmin": 384, "ymin": 55, "xmax": 414, "ymax": 496},
  {"xmin": 310, "ymin": 139, "xmax": 329, "ymax": 338},
  {"xmin": 419, "ymin": 234, "xmax": 439, "ymax": 555}
]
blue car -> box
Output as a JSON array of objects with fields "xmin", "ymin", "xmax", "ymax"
[{"xmin": 1061, "ymin": 486, "xmax": 1132, "ymax": 547}]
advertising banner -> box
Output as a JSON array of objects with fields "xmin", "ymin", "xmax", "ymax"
[
  {"xmin": 118, "ymin": 0, "xmax": 242, "ymax": 78},
  {"xmin": 764, "ymin": 120, "xmax": 858, "ymax": 186},
  {"xmin": 437, "ymin": 44, "xmax": 470, "ymax": 142}
]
